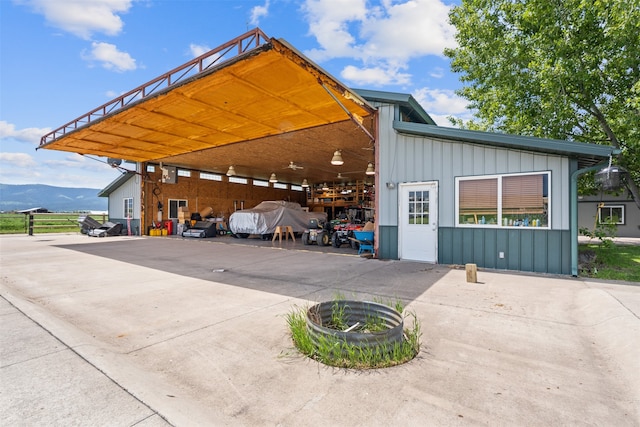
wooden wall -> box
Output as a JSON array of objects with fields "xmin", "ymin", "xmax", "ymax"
[{"xmin": 141, "ymin": 167, "xmax": 307, "ymax": 232}]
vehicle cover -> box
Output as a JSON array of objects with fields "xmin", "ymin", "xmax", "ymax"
[{"xmin": 229, "ymin": 201, "xmax": 326, "ymax": 235}]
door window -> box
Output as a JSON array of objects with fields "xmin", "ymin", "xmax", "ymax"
[{"xmin": 408, "ymin": 191, "xmax": 430, "ymax": 225}]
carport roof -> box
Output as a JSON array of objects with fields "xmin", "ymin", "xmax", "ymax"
[{"xmin": 38, "ymin": 29, "xmax": 375, "ymax": 168}]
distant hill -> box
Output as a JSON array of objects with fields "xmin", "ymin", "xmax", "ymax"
[{"xmin": 0, "ymin": 184, "xmax": 107, "ymax": 212}]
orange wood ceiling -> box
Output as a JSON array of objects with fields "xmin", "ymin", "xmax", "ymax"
[{"xmin": 41, "ymin": 38, "xmax": 377, "ymax": 186}]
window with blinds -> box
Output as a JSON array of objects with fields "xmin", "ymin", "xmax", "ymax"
[
  {"xmin": 456, "ymin": 172, "xmax": 550, "ymax": 228},
  {"xmin": 459, "ymin": 178, "xmax": 498, "ymax": 224},
  {"xmin": 502, "ymin": 175, "xmax": 543, "ymax": 213}
]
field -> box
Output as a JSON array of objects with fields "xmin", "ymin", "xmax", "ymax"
[{"xmin": 0, "ymin": 213, "xmax": 107, "ymax": 234}]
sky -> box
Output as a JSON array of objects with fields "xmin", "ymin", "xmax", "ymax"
[{"xmin": 0, "ymin": 0, "xmax": 471, "ymax": 189}]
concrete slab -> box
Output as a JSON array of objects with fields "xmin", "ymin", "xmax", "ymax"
[
  {"xmin": 1, "ymin": 233, "xmax": 639, "ymax": 426},
  {"xmin": 0, "ymin": 297, "xmax": 170, "ymax": 426}
]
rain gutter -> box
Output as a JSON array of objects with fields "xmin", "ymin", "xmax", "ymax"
[{"xmin": 570, "ymin": 151, "xmax": 620, "ymax": 276}]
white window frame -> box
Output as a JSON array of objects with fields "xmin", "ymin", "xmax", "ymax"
[
  {"xmin": 123, "ymin": 197, "xmax": 134, "ymax": 219},
  {"xmin": 455, "ymin": 171, "xmax": 551, "ymax": 229},
  {"xmin": 598, "ymin": 204, "xmax": 624, "ymax": 225},
  {"xmin": 253, "ymin": 179, "xmax": 269, "ymax": 187},
  {"xmin": 177, "ymin": 169, "xmax": 191, "ymax": 177},
  {"xmin": 273, "ymin": 182, "xmax": 288, "ymax": 190}
]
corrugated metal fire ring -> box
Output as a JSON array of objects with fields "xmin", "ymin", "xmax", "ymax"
[{"xmin": 306, "ymin": 300, "xmax": 404, "ymax": 352}]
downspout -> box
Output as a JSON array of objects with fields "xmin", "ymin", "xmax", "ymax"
[{"xmin": 570, "ymin": 155, "xmax": 619, "ymax": 276}]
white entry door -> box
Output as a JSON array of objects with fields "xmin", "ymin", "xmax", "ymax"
[{"xmin": 399, "ymin": 182, "xmax": 438, "ymax": 262}]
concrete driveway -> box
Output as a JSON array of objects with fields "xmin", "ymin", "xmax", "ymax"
[{"xmin": 1, "ymin": 234, "xmax": 639, "ymax": 426}]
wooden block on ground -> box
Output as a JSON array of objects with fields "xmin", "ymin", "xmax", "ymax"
[{"xmin": 465, "ymin": 263, "xmax": 477, "ymax": 283}]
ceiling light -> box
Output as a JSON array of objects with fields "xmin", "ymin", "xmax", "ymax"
[
  {"xmin": 331, "ymin": 150, "xmax": 344, "ymax": 165},
  {"xmin": 322, "ymin": 182, "xmax": 329, "ymax": 191},
  {"xmin": 269, "ymin": 173, "xmax": 278, "ymax": 183},
  {"xmin": 365, "ymin": 162, "xmax": 375, "ymax": 175},
  {"xmin": 301, "ymin": 179, "xmax": 309, "ymax": 188},
  {"xmin": 226, "ymin": 165, "xmax": 236, "ymax": 176}
]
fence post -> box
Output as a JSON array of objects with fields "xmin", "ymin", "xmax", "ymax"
[{"xmin": 28, "ymin": 214, "xmax": 34, "ymax": 236}]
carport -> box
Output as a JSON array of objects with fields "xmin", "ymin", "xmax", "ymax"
[{"xmin": 39, "ymin": 28, "xmax": 380, "ymax": 237}]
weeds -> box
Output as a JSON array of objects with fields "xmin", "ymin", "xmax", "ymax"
[{"xmin": 285, "ymin": 299, "xmax": 421, "ymax": 369}]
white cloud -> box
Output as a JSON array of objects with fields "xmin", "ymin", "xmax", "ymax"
[
  {"xmin": 249, "ymin": 0, "xmax": 270, "ymax": 26},
  {"xmin": 341, "ymin": 65, "xmax": 411, "ymax": 86},
  {"xmin": 412, "ymin": 87, "xmax": 474, "ymax": 126},
  {"xmin": 18, "ymin": 0, "xmax": 133, "ymax": 39},
  {"xmin": 44, "ymin": 153, "xmax": 112, "ymax": 172},
  {"xmin": 302, "ymin": 0, "xmax": 457, "ymax": 86},
  {"xmin": 429, "ymin": 67, "xmax": 444, "ymax": 78},
  {"xmin": 0, "ymin": 121, "xmax": 51, "ymax": 145},
  {"xmin": 0, "ymin": 152, "xmax": 38, "ymax": 168},
  {"xmin": 189, "ymin": 43, "xmax": 211, "ymax": 58},
  {"xmin": 188, "ymin": 43, "xmax": 222, "ymax": 69},
  {"xmin": 82, "ymin": 41, "xmax": 137, "ymax": 72},
  {"xmin": 302, "ymin": 0, "xmax": 368, "ymax": 61}
]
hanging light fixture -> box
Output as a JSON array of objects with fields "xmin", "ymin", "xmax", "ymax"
[
  {"xmin": 331, "ymin": 150, "xmax": 344, "ymax": 165},
  {"xmin": 322, "ymin": 182, "xmax": 329, "ymax": 191},
  {"xmin": 365, "ymin": 162, "xmax": 375, "ymax": 175},
  {"xmin": 226, "ymin": 165, "xmax": 236, "ymax": 176},
  {"xmin": 269, "ymin": 172, "xmax": 278, "ymax": 183},
  {"xmin": 301, "ymin": 178, "xmax": 309, "ymax": 188}
]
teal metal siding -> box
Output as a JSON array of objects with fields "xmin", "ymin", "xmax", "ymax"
[
  {"xmin": 378, "ymin": 226, "xmax": 398, "ymax": 259},
  {"xmin": 438, "ymin": 227, "xmax": 571, "ymax": 274}
]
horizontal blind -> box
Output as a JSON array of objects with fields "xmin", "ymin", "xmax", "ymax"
[
  {"xmin": 459, "ymin": 178, "xmax": 497, "ymax": 209},
  {"xmin": 502, "ymin": 175, "xmax": 543, "ymax": 208}
]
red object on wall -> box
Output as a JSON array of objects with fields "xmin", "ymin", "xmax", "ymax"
[{"xmin": 164, "ymin": 220, "xmax": 173, "ymax": 235}]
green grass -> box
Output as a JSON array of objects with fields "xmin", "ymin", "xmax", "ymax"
[
  {"xmin": 0, "ymin": 213, "xmax": 107, "ymax": 234},
  {"xmin": 579, "ymin": 244, "xmax": 640, "ymax": 282},
  {"xmin": 285, "ymin": 300, "xmax": 421, "ymax": 369}
]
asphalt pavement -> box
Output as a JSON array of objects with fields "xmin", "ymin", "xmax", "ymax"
[{"xmin": 1, "ymin": 233, "xmax": 639, "ymax": 426}]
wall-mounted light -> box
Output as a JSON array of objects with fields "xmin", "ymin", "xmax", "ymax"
[
  {"xmin": 331, "ymin": 150, "xmax": 344, "ymax": 165},
  {"xmin": 301, "ymin": 178, "xmax": 309, "ymax": 188},
  {"xmin": 365, "ymin": 162, "xmax": 375, "ymax": 175},
  {"xmin": 269, "ymin": 173, "xmax": 278, "ymax": 183},
  {"xmin": 386, "ymin": 182, "xmax": 396, "ymax": 189},
  {"xmin": 226, "ymin": 165, "xmax": 236, "ymax": 176}
]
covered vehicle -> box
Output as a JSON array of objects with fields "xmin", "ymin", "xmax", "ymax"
[
  {"xmin": 229, "ymin": 201, "xmax": 326, "ymax": 238},
  {"xmin": 87, "ymin": 221, "xmax": 123, "ymax": 237}
]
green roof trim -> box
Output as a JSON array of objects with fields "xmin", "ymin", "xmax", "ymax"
[
  {"xmin": 393, "ymin": 121, "xmax": 619, "ymax": 168},
  {"xmin": 354, "ymin": 89, "xmax": 437, "ymax": 125}
]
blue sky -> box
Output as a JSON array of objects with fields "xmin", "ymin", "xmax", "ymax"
[{"xmin": 0, "ymin": 0, "xmax": 469, "ymax": 189}]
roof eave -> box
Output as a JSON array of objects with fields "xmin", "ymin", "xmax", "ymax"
[
  {"xmin": 98, "ymin": 171, "xmax": 136, "ymax": 197},
  {"xmin": 393, "ymin": 121, "xmax": 619, "ymax": 168},
  {"xmin": 355, "ymin": 89, "xmax": 436, "ymax": 125}
]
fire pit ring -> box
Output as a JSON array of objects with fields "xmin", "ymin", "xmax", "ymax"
[{"xmin": 306, "ymin": 300, "xmax": 404, "ymax": 352}]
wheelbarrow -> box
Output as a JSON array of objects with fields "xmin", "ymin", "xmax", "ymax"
[{"xmin": 351, "ymin": 230, "xmax": 374, "ymax": 256}]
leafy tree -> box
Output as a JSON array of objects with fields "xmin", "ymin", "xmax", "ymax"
[{"xmin": 444, "ymin": 0, "xmax": 640, "ymax": 209}]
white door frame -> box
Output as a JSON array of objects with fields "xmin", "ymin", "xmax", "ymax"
[{"xmin": 398, "ymin": 181, "xmax": 438, "ymax": 262}]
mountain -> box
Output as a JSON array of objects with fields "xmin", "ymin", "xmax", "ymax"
[{"xmin": 0, "ymin": 184, "xmax": 108, "ymax": 212}]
